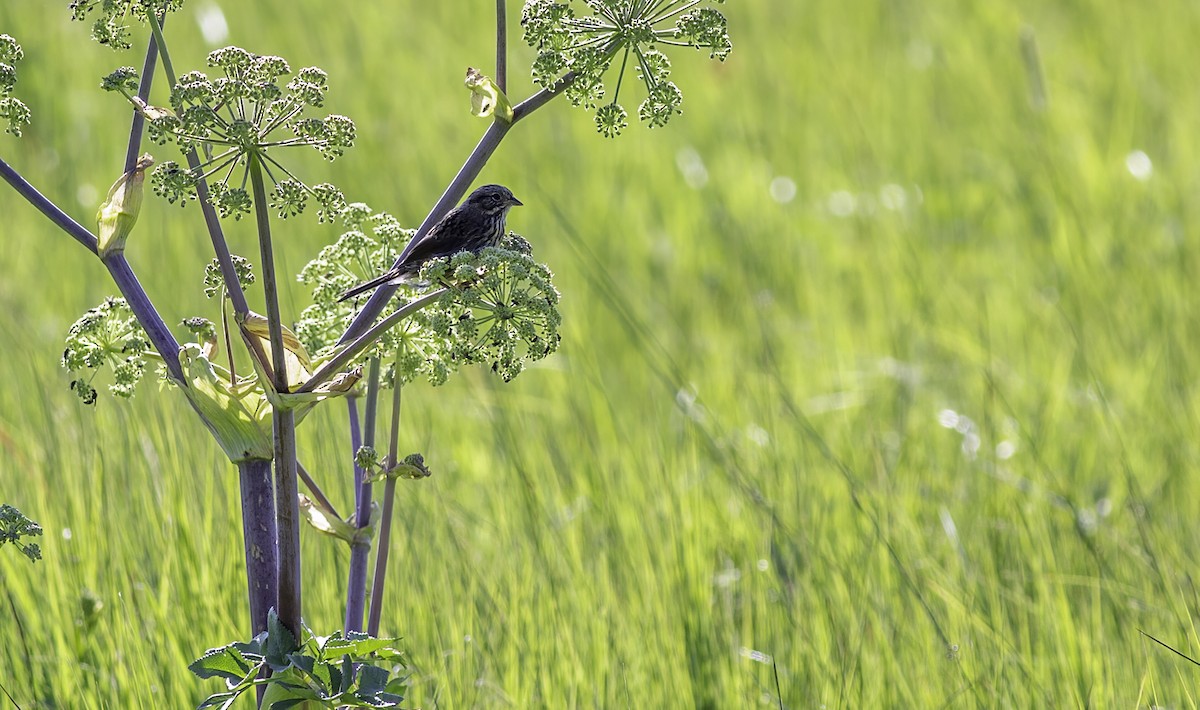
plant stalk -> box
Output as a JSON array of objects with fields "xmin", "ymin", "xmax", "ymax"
[
  {"xmin": 249, "ymin": 153, "xmax": 302, "ymax": 639},
  {"xmin": 146, "ymin": 12, "xmax": 254, "ymax": 321},
  {"xmin": 496, "ymin": 0, "xmax": 508, "ymax": 93},
  {"xmin": 100, "ymin": 254, "xmax": 187, "ymax": 384},
  {"xmin": 0, "ymin": 156, "xmax": 97, "ymax": 254},
  {"xmin": 344, "ymin": 358, "xmax": 381, "ymax": 633},
  {"xmin": 0, "ymin": 159, "xmax": 189, "ymax": 383},
  {"xmin": 366, "ymin": 378, "xmax": 402, "ymax": 636},
  {"xmin": 297, "ymin": 461, "xmax": 340, "ymax": 520},
  {"xmin": 237, "ymin": 458, "xmax": 279, "ymax": 636},
  {"xmin": 124, "ymin": 20, "xmax": 161, "ymax": 173}
]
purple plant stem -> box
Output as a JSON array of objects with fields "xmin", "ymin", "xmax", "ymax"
[
  {"xmin": 366, "ymin": 380, "xmax": 402, "ymax": 636},
  {"xmin": 123, "ymin": 16, "xmax": 161, "ymax": 174},
  {"xmin": 344, "ymin": 359, "xmax": 381, "ymax": 633},
  {"xmin": 145, "ymin": 13, "xmax": 253, "ymax": 322},
  {"xmin": 271, "ymin": 409, "xmax": 301, "ymax": 636},
  {"xmin": 237, "ymin": 458, "xmax": 278, "ymax": 636},
  {"xmin": 348, "ymin": 395, "xmax": 365, "ymax": 515},
  {"xmin": 0, "ymin": 156, "xmax": 98, "ymax": 254},
  {"xmin": 249, "ymin": 154, "xmax": 303, "ymax": 639},
  {"xmin": 496, "ymin": 0, "xmax": 508, "ymax": 93},
  {"xmin": 297, "ymin": 461, "xmax": 340, "ymax": 520},
  {"xmin": 366, "ymin": 476, "xmax": 396, "ymax": 637}
]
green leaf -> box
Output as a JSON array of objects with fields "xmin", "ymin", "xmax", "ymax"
[
  {"xmin": 196, "ymin": 691, "xmax": 241, "ymax": 709},
  {"xmin": 326, "ymin": 660, "xmax": 344, "ymax": 695},
  {"xmin": 188, "ymin": 644, "xmax": 257, "ymax": 682},
  {"xmin": 311, "ymin": 659, "xmax": 337, "ymax": 693},
  {"xmin": 339, "ymin": 655, "xmax": 354, "ymax": 693},
  {"xmin": 287, "ymin": 652, "xmax": 316, "ymax": 676},
  {"xmin": 265, "ymin": 608, "xmax": 300, "ymax": 669},
  {"xmin": 320, "ymin": 635, "xmax": 403, "ymax": 658},
  {"xmin": 357, "ymin": 663, "xmax": 389, "ymax": 695}
]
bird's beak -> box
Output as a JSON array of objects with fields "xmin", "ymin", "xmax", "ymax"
[{"xmin": 510, "ymin": 195, "xmax": 523, "ymax": 207}]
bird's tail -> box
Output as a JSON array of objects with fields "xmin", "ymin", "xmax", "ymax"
[{"xmin": 338, "ymin": 269, "xmax": 404, "ymax": 302}]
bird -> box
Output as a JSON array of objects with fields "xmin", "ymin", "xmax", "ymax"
[{"xmin": 338, "ymin": 184, "xmax": 523, "ymax": 302}]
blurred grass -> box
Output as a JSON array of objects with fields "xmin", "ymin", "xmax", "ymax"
[{"xmin": 3, "ymin": 0, "xmax": 1200, "ymax": 706}]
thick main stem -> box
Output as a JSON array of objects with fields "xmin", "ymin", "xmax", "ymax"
[
  {"xmin": 237, "ymin": 458, "xmax": 279, "ymax": 636},
  {"xmin": 344, "ymin": 359, "xmax": 381, "ymax": 633},
  {"xmin": 366, "ymin": 380, "xmax": 402, "ymax": 636},
  {"xmin": 249, "ymin": 154, "xmax": 302, "ymax": 639},
  {"xmin": 270, "ymin": 410, "xmax": 301, "ymax": 636}
]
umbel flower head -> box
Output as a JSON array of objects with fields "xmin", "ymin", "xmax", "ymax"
[
  {"xmin": 61, "ymin": 297, "xmax": 151, "ymax": 404},
  {"xmin": 421, "ymin": 233, "xmax": 562, "ymax": 382},
  {"xmin": 0, "ymin": 34, "xmax": 31, "ymax": 136},
  {"xmin": 0, "ymin": 504, "xmax": 43, "ymax": 563},
  {"xmin": 69, "ymin": 0, "xmax": 184, "ymax": 50},
  {"xmin": 299, "ymin": 210, "xmax": 561, "ymax": 386},
  {"xmin": 102, "ymin": 46, "xmax": 353, "ymax": 221},
  {"xmin": 521, "ymin": 0, "xmax": 732, "ymax": 137}
]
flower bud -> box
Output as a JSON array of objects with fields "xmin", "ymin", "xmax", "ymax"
[{"xmin": 96, "ymin": 153, "xmax": 154, "ymax": 257}]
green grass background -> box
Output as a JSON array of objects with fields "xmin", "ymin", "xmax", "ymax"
[{"xmin": 3, "ymin": 0, "xmax": 1200, "ymax": 706}]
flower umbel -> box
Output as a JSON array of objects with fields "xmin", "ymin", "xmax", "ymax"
[
  {"xmin": 0, "ymin": 504, "xmax": 43, "ymax": 563},
  {"xmin": 101, "ymin": 47, "xmax": 353, "ymax": 220},
  {"xmin": 423, "ymin": 233, "xmax": 562, "ymax": 382},
  {"xmin": 0, "ymin": 34, "xmax": 31, "ymax": 136},
  {"xmin": 69, "ymin": 0, "xmax": 184, "ymax": 50},
  {"xmin": 521, "ymin": 0, "xmax": 731, "ymax": 136},
  {"xmin": 204, "ymin": 255, "xmax": 256, "ymax": 299},
  {"xmin": 62, "ymin": 297, "xmax": 152, "ymax": 404}
]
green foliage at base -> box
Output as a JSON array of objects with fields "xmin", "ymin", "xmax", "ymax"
[{"xmin": 192, "ymin": 609, "xmax": 407, "ymax": 709}]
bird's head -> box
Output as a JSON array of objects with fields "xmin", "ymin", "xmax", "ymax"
[{"xmin": 467, "ymin": 184, "xmax": 523, "ymax": 214}]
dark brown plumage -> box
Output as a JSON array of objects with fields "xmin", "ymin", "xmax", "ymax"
[{"xmin": 339, "ymin": 184, "xmax": 522, "ymax": 302}]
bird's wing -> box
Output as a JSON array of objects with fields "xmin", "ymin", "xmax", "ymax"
[{"xmin": 397, "ymin": 215, "xmax": 463, "ymax": 267}]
